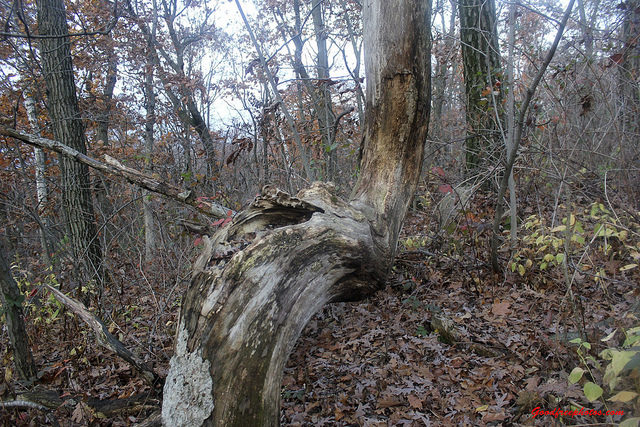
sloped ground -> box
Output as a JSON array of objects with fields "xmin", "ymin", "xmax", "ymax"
[
  {"xmin": 281, "ymin": 208, "xmax": 639, "ymax": 426},
  {"xmin": 1, "ymin": 197, "xmax": 638, "ymax": 426}
]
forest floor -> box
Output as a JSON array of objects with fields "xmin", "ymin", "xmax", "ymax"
[{"xmin": 1, "ymin": 192, "xmax": 638, "ymax": 426}]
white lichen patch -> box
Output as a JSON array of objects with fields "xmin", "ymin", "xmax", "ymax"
[{"xmin": 162, "ymin": 325, "xmax": 214, "ymax": 426}]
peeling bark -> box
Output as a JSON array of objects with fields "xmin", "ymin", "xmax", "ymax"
[{"xmin": 162, "ymin": 0, "xmax": 431, "ymax": 425}]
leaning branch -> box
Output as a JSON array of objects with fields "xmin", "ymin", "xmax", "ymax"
[
  {"xmin": 0, "ymin": 127, "xmax": 233, "ymax": 219},
  {"xmin": 45, "ymin": 284, "xmax": 161, "ymax": 386},
  {"xmin": 490, "ymin": 0, "xmax": 575, "ymax": 271}
]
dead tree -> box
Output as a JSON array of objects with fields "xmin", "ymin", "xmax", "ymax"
[{"xmin": 161, "ymin": 0, "xmax": 432, "ymax": 425}]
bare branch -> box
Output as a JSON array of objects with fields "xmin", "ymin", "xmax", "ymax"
[
  {"xmin": 44, "ymin": 284, "xmax": 160, "ymax": 386},
  {"xmin": 0, "ymin": 127, "xmax": 234, "ymax": 219}
]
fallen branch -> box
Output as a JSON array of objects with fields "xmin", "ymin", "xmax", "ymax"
[
  {"xmin": 0, "ymin": 399, "xmax": 60, "ymax": 426},
  {"xmin": 44, "ymin": 284, "xmax": 161, "ymax": 387},
  {"xmin": 0, "ymin": 127, "xmax": 233, "ymax": 219},
  {"xmin": 12, "ymin": 390, "xmax": 159, "ymax": 418}
]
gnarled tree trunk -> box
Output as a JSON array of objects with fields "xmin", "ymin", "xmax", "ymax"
[{"xmin": 161, "ymin": 0, "xmax": 431, "ymax": 425}]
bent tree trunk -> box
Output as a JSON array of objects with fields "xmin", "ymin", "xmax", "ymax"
[{"xmin": 161, "ymin": 0, "xmax": 431, "ymax": 425}]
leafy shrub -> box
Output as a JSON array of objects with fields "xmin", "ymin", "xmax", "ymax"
[
  {"xmin": 569, "ymin": 325, "xmax": 640, "ymax": 426},
  {"xmin": 509, "ymin": 202, "xmax": 639, "ymax": 284}
]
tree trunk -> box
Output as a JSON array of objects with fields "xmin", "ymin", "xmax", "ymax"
[
  {"xmin": 161, "ymin": 0, "xmax": 431, "ymax": 425},
  {"xmin": 312, "ymin": 0, "xmax": 337, "ymax": 181},
  {"xmin": 143, "ymin": 41, "xmax": 157, "ymax": 263},
  {"xmin": 620, "ymin": 0, "xmax": 640, "ymax": 149},
  {"xmin": 94, "ymin": 36, "xmax": 118, "ymax": 256},
  {"xmin": 458, "ymin": 0, "xmax": 504, "ymax": 171},
  {"xmin": 23, "ymin": 94, "xmax": 52, "ymax": 266},
  {"xmin": 36, "ymin": 0, "xmax": 103, "ymax": 298},
  {"xmin": 0, "ymin": 240, "xmax": 37, "ymax": 381}
]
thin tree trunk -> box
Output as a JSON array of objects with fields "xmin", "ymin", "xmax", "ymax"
[
  {"xmin": 161, "ymin": 0, "xmax": 431, "ymax": 425},
  {"xmin": 23, "ymin": 94, "xmax": 52, "ymax": 266},
  {"xmin": 94, "ymin": 35, "xmax": 118, "ymax": 255},
  {"xmin": 340, "ymin": 0, "xmax": 365, "ymax": 125},
  {"xmin": 36, "ymin": 0, "xmax": 103, "ymax": 300},
  {"xmin": 0, "ymin": 240, "xmax": 37, "ymax": 381},
  {"xmin": 490, "ymin": 0, "xmax": 575, "ymax": 272},
  {"xmin": 143, "ymin": 44, "xmax": 157, "ymax": 263},
  {"xmin": 620, "ymin": 0, "xmax": 640, "ymax": 148},
  {"xmin": 312, "ymin": 0, "xmax": 337, "ymax": 180},
  {"xmin": 506, "ymin": 1, "xmax": 517, "ymax": 243}
]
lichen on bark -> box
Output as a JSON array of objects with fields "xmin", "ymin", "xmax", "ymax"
[{"xmin": 162, "ymin": 325, "xmax": 214, "ymax": 426}]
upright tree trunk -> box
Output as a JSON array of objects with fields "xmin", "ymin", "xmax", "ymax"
[
  {"xmin": 505, "ymin": 1, "xmax": 517, "ymax": 243},
  {"xmin": 0, "ymin": 241, "xmax": 37, "ymax": 381},
  {"xmin": 94, "ymin": 36, "xmax": 118, "ymax": 254},
  {"xmin": 312, "ymin": 0, "xmax": 337, "ymax": 181},
  {"xmin": 36, "ymin": 0, "xmax": 103, "ymax": 298},
  {"xmin": 23, "ymin": 94, "xmax": 52, "ymax": 266},
  {"xmin": 340, "ymin": 0, "xmax": 365, "ymax": 125},
  {"xmin": 458, "ymin": 0, "xmax": 504, "ymax": 171},
  {"xmin": 620, "ymin": 0, "xmax": 640, "ymax": 150},
  {"xmin": 161, "ymin": 0, "xmax": 431, "ymax": 425},
  {"xmin": 431, "ymin": 0, "xmax": 456, "ymax": 142},
  {"xmin": 143, "ymin": 45, "xmax": 157, "ymax": 263}
]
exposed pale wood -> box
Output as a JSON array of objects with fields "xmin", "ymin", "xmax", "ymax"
[{"xmin": 161, "ymin": 1, "xmax": 431, "ymax": 425}]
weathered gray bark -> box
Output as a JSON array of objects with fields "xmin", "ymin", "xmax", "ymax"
[
  {"xmin": 0, "ymin": 241, "xmax": 37, "ymax": 381},
  {"xmin": 161, "ymin": 0, "xmax": 431, "ymax": 425},
  {"xmin": 458, "ymin": 0, "xmax": 504, "ymax": 170},
  {"xmin": 36, "ymin": 0, "xmax": 103, "ymax": 297}
]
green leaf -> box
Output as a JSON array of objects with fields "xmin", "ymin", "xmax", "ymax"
[
  {"xmin": 518, "ymin": 264, "xmax": 525, "ymax": 276},
  {"xmin": 568, "ymin": 367, "xmax": 584, "ymax": 384},
  {"xmin": 551, "ymin": 225, "xmax": 567, "ymax": 232},
  {"xmin": 556, "ymin": 253, "xmax": 566, "ymax": 264},
  {"xmin": 611, "ymin": 350, "xmax": 637, "ymax": 376},
  {"xmin": 623, "ymin": 334, "xmax": 640, "ymax": 347},
  {"xmin": 583, "ymin": 382, "xmax": 603, "ymax": 401}
]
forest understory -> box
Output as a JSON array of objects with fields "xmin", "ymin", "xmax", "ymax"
[{"xmin": 2, "ymin": 183, "xmax": 638, "ymax": 426}]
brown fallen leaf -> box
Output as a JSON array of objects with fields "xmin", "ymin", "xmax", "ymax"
[
  {"xmin": 377, "ymin": 395, "xmax": 404, "ymax": 408},
  {"xmin": 407, "ymin": 393, "xmax": 424, "ymax": 409},
  {"xmin": 491, "ymin": 300, "xmax": 511, "ymax": 316}
]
